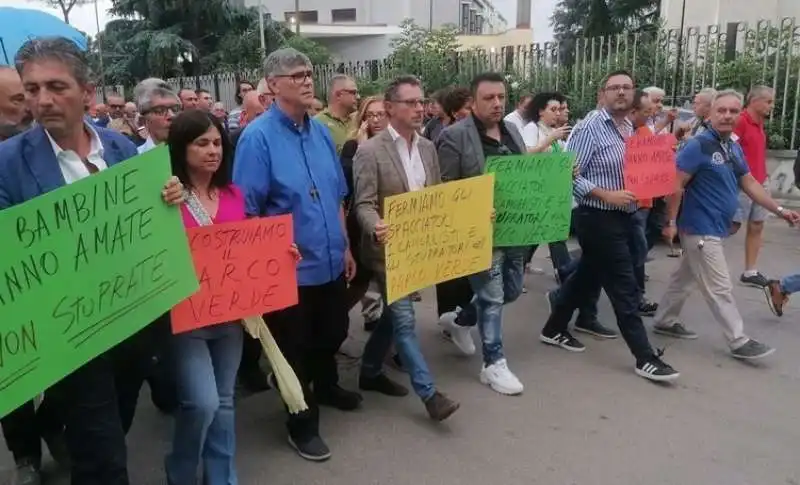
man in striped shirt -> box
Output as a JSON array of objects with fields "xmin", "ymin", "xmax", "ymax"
[{"xmin": 538, "ymin": 70, "xmax": 680, "ymax": 382}]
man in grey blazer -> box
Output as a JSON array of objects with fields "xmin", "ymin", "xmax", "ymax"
[
  {"xmin": 435, "ymin": 72, "xmax": 527, "ymax": 396},
  {"xmin": 352, "ymin": 75, "xmax": 459, "ymax": 422}
]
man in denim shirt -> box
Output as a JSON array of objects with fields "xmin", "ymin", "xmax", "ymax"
[{"xmin": 233, "ymin": 48, "xmax": 358, "ymax": 462}]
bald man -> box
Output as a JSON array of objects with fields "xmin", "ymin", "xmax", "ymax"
[
  {"xmin": 0, "ymin": 67, "xmax": 30, "ymax": 140},
  {"xmin": 230, "ymin": 91, "xmax": 265, "ymax": 150}
]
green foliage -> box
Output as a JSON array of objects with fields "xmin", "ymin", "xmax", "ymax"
[
  {"xmin": 92, "ymin": 0, "xmax": 331, "ymax": 85},
  {"xmin": 386, "ymin": 20, "xmax": 463, "ymax": 93}
]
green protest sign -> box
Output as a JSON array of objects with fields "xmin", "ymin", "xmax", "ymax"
[
  {"xmin": 0, "ymin": 146, "xmax": 198, "ymax": 418},
  {"xmin": 485, "ymin": 153, "xmax": 574, "ymax": 246}
]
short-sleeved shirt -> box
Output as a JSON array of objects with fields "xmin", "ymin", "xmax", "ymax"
[
  {"xmin": 314, "ymin": 108, "xmax": 353, "ymax": 155},
  {"xmin": 733, "ymin": 110, "xmax": 767, "ymax": 183},
  {"xmin": 180, "ymin": 184, "xmax": 246, "ymax": 227},
  {"xmin": 233, "ymin": 105, "xmax": 349, "ymax": 286},
  {"xmin": 677, "ymin": 129, "xmax": 750, "ymax": 238}
]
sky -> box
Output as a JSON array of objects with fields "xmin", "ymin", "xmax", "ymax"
[{"xmin": 0, "ymin": 0, "xmax": 557, "ymax": 42}]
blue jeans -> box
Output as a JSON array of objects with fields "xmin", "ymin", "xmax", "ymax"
[
  {"xmin": 781, "ymin": 273, "xmax": 800, "ymax": 294},
  {"xmin": 166, "ymin": 323, "xmax": 243, "ymax": 485},
  {"xmin": 468, "ymin": 247, "xmax": 526, "ymax": 365},
  {"xmin": 631, "ymin": 208, "xmax": 650, "ymax": 298},
  {"xmin": 361, "ymin": 275, "xmax": 436, "ymax": 401}
]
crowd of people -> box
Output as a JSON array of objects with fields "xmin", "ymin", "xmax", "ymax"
[{"xmin": 0, "ymin": 35, "xmax": 799, "ymax": 485}]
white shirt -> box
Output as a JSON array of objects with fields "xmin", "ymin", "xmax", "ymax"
[
  {"xmin": 45, "ymin": 123, "xmax": 108, "ymax": 184},
  {"xmin": 387, "ymin": 124, "xmax": 426, "ymax": 191},
  {"xmin": 521, "ymin": 121, "xmax": 565, "ymax": 152},
  {"xmin": 503, "ymin": 110, "xmax": 526, "ymax": 135},
  {"xmin": 138, "ymin": 136, "xmax": 156, "ymax": 154}
]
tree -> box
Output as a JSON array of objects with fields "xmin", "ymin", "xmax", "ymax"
[
  {"xmin": 92, "ymin": 0, "xmax": 332, "ymax": 85},
  {"xmin": 551, "ymin": 0, "xmax": 660, "ymax": 62},
  {"xmin": 387, "ymin": 20, "xmax": 462, "ymax": 93},
  {"xmin": 34, "ymin": 0, "xmax": 91, "ymax": 24}
]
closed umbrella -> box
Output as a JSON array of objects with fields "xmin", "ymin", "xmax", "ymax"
[{"xmin": 0, "ymin": 7, "xmax": 88, "ymax": 65}]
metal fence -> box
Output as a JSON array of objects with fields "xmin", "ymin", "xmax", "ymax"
[{"xmin": 161, "ymin": 16, "xmax": 800, "ymax": 149}]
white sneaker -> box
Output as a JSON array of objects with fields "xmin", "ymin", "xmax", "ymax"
[
  {"xmin": 438, "ymin": 311, "xmax": 476, "ymax": 356},
  {"xmin": 480, "ymin": 359, "xmax": 523, "ymax": 395}
]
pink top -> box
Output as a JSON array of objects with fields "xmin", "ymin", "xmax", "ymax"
[{"xmin": 180, "ymin": 184, "xmax": 246, "ymax": 227}]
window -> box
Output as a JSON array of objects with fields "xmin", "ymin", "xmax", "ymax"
[
  {"xmin": 460, "ymin": 3, "xmax": 470, "ymax": 34},
  {"xmin": 476, "ymin": 13, "xmax": 483, "ymax": 34},
  {"xmin": 469, "ymin": 9, "xmax": 477, "ymax": 34},
  {"xmin": 284, "ymin": 10, "xmax": 318, "ymax": 23},
  {"xmin": 331, "ymin": 8, "xmax": 357, "ymax": 22}
]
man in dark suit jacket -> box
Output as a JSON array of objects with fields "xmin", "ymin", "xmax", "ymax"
[
  {"xmin": 0, "ymin": 37, "xmax": 183, "ymax": 485},
  {"xmin": 435, "ymin": 72, "xmax": 527, "ymax": 397}
]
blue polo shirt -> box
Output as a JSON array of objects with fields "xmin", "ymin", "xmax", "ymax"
[
  {"xmin": 677, "ymin": 129, "xmax": 750, "ymax": 238},
  {"xmin": 233, "ymin": 104, "xmax": 348, "ymax": 286}
]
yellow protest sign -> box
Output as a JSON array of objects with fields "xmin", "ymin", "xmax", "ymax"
[{"xmin": 384, "ymin": 175, "xmax": 494, "ymax": 304}]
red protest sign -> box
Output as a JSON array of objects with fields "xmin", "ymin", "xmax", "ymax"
[
  {"xmin": 624, "ymin": 133, "xmax": 677, "ymax": 199},
  {"xmin": 171, "ymin": 215, "xmax": 298, "ymax": 334}
]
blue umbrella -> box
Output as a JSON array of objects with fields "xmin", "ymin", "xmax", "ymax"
[{"xmin": 0, "ymin": 7, "xmax": 88, "ymax": 65}]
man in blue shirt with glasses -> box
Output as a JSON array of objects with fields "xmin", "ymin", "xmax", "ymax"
[
  {"xmin": 655, "ymin": 89, "xmax": 800, "ymax": 360},
  {"xmin": 233, "ymin": 48, "xmax": 358, "ymax": 463}
]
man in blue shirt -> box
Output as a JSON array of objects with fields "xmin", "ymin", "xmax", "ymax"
[
  {"xmin": 655, "ymin": 89, "xmax": 799, "ymax": 359},
  {"xmin": 233, "ymin": 48, "xmax": 358, "ymax": 462}
]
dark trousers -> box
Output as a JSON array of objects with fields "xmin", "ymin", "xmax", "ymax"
[
  {"xmin": 239, "ymin": 336, "xmax": 264, "ymax": 375},
  {"xmin": 1, "ymin": 394, "xmax": 62, "ymax": 465},
  {"xmin": 557, "ymin": 256, "xmax": 601, "ymax": 325},
  {"xmin": 435, "ymin": 277, "xmax": 476, "ymax": 326},
  {"xmin": 45, "ymin": 313, "xmax": 174, "ymax": 485},
  {"xmin": 543, "ymin": 207, "xmax": 655, "ymax": 363},
  {"xmin": 265, "ymin": 275, "xmax": 349, "ymax": 440},
  {"xmin": 527, "ymin": 241, "xmax": 572, "ymax": 277},
  {"xmin": 114, "ymin": 313, "xmax": 176, "ymax": 433}
]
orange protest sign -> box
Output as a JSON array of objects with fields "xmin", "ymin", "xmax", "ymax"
[
  {"xmin": 171, "ymin": 215, "xmax": 298, "ymax": 334},
  {"xmin": 624, "ymin": 133, "xmax": 678, "ymax": 199}
]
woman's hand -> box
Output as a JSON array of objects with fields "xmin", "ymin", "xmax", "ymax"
[
  {"xmin": 357, "ymin": 121, "xmax": 369, "ymax": 143},
  {"xmin": 289, "ymin": 243, "xmax": 302, "ymax": 262},
  {"xmin": 162, "ymin": 176, "xmax": 184, "ymax": 206}
]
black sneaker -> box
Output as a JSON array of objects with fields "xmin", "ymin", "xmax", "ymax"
[
  {"xmin": 539, "ymin": 331, "xmax": 586, "ymax": 352},
  {"xmin": 359, "ymin": 374, "xmax": 409, "ymax": 397},
  {"xmin": 635, "ymin": 352, "xmax": 680, "ymax": 382},
  {"xmin": 731, "ymin": 339, "xmax": 775, "ymax": 360},
  {"xmin": 653, "ymin": 322, "xmax": 698, "ymax": 340},
  {"xmin": 574, "ymin": 320, "xmax": 618, "ymax": 339},
  {"xmin": 288, "ymin": 434, "xmax": 331, "ymax": 462},
  {"xmin": 740, "ymin": 272, "xmax": 769, "ymax": 288},
  {"xmin": 638, "ymin": 300, "xmax": 659, "ymax": 317},
  {"xmin": 315, "ymin": 385, "xmax": 363, "ymax": 411}
]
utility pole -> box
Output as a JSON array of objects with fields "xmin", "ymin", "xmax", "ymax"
[
  {"xmin": 294, "ymin": 0, "xmax": 300, "ymax": 34},
  {"xmin": 258, "ymin": 0, "xmax": 265, "ymax": 57},
  {"xmin": 94, "ymin": 0, "xmax": 105, "ymax": 98}
]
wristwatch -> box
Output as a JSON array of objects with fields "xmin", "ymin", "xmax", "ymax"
[{"xmin": 777, "ymin": 206, "xmax": 786, "ymax": 216}]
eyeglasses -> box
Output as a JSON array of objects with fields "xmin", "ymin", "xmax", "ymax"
[
  {"xmin": 392, "ymin": 98, "xmax": 424, "ymax": 108},
  {"xmin": 275, "ymin": 70, "xmax": 313, "ymax": 85},
  {"xmin": 605, "ymin": 85, "xmax": 634, "ymax": 92},
  {"xmin": 365, "ymin": 112, "xmax": 385, "ymax": 120},
  {"xmin": 108, "ymin": 104, "xmax": 124, "ymax": 109},
  {"xmin": 145, "ymin": 104, "xmax": 182, "ymax": 116}
]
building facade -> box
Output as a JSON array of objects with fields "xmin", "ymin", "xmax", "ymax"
[
  {"xmin": 242, "ymin": 0, "xmax": 513, "ymax": 60},
  {"xmin": 661, "ymin": 0, "xmax": 800, "ymax": 30}
]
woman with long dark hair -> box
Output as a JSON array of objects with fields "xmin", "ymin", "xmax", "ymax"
[{"xmin": 165, "ymin": 110, "xmax": 243, "ymax": 485}]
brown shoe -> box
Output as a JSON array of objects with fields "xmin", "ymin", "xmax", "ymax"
[
  {"xmin": 764, "ymin": 280, "xmax": 789, "ymax": 317},
  {"xmin": 424, "ymin": 391, "xmax": 459, "ymax": 422}
]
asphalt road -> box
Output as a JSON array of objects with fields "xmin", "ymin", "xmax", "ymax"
[{"xmin": 3, "ymin": 220, "xmax": 800, "ymax": 485}]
